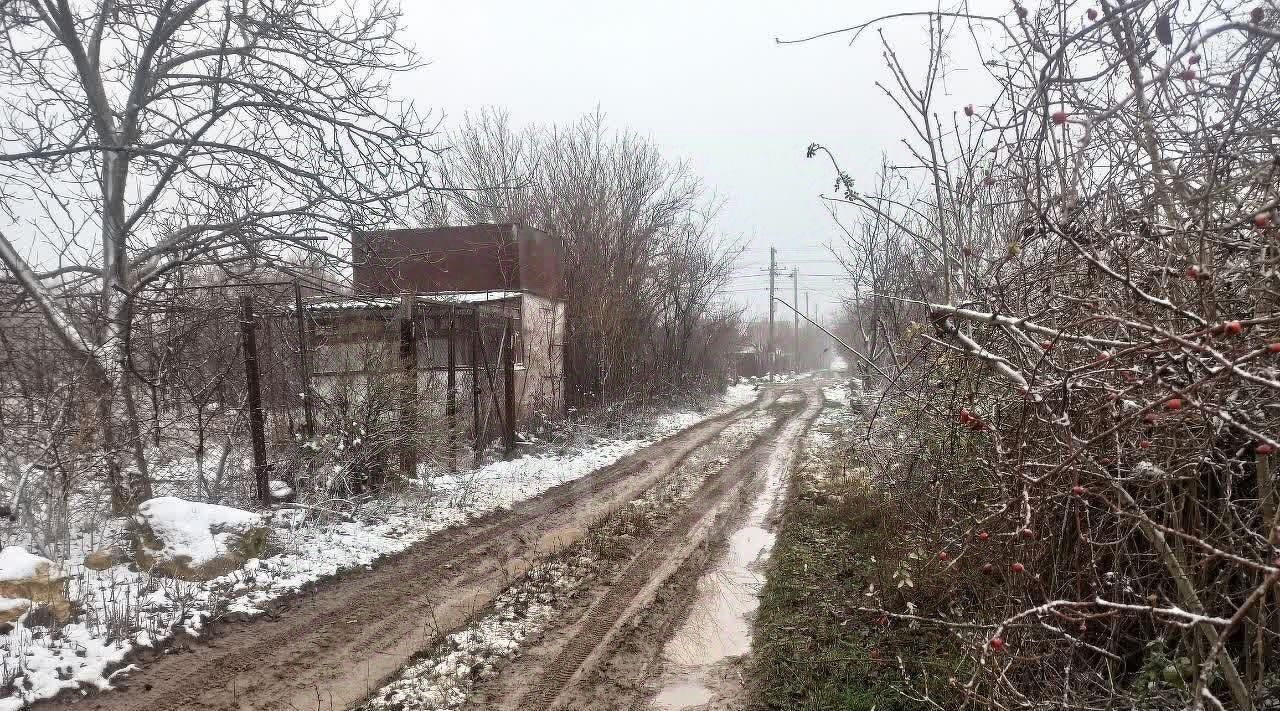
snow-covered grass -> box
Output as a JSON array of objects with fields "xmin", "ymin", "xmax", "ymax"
[{"xmin": 0, "ymin": 385, "xmax": 758, "ymax": 710}]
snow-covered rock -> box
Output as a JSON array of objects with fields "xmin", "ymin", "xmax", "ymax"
[
  {"xmin": 82, "ymin": 545, "xmax": 127, "ymax": 571},
  {"xmin": 268, "ymin": 479, "xmax": 294, "ymax": 501},
  {"xmin": 0, "ymin": 595, "xmax": 31, "ymax": 625},
  {"xmin": 131, "ymin": 497, "xmax": 267, "ymax": 581},
  {"xmin": 0, "ymin": 546, "xmax": 69, "ymax": 622}
]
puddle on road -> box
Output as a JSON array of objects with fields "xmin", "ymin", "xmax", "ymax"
[{"xmin": 649, "ymin": 411, "xmax": 805, "ymax": 710}]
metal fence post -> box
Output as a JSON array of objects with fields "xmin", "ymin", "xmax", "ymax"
[
  {"xmin": 292, "ymin": 281, "xmax": 315, "ymax": 440},
  {"xmin": 471, "ymin": 318, "xmax": 482, "ymax": 466},
  {"xmin": 397, "ymin": 294, "xmax": 417, "ymax": 485},
  {"xmin": 239, "ymin": 294, "xmax": 269, "ymax": 503},
  {"xmin": 447, "ymin": 315, "xmax": 457, "ymax": 472},
  {"xmin": 503, "ymin": 316, "xmax": 517, "ymax": 454}
]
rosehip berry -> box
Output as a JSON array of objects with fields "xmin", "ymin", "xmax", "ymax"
[
  {"xmin": 1166, "ymin": 398, "xmax": 1183, "ymax": 411},
  {"xmin": 1258, "ymin": 443, "xmax": 1277, "ymax": 456},
  {"xmin": 1269, "ymin": 343, "xmax": 1280, "ymax": 354},
  {"xmin": 1052, "ymin": 110, "xmax": 1069, "ymax": 125},
  {"xmin": 978, "ymin": 531, "xmax": 990, "ymax": 542},
  {"xmin": 1087, "ymin": 8, "xmax": 1098, "ymax": 20},
  {"xmin": 1012, "ymin": 562, "xmax": 1026, "ymax": 573},
  {"xmin": 990, "ymin": 636, "xmax": 1005, "ymax": 651},
  {"xmin": 1072, "ymin": 484, "xmax": 1086, "ymax": 496}
]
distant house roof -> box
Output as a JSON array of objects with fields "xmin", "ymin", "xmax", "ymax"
[{"xmin": 353, "ymin": 224, "xmax": 563, "ymax": 300}]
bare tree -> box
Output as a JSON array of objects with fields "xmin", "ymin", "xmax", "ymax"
[
  {"xmin": 0, "ymin": 0, "xmax": 438, "ymax": 511},
  {"xmin": 797, "ymin": 1, "xmax": 1280, "ymax": 709},
  {"xmin": 425, "ymin": 108, "xmax": 744, "ymax": 407}
]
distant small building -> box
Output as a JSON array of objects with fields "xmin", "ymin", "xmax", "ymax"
[{"xmin": 349, "ymin": 224, "xmax": 566, "ymax": 424}]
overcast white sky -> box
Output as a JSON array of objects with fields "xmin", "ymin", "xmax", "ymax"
[{"xmin": 398, "ymin": 0, "xmax": 1005, "ymax": 322}]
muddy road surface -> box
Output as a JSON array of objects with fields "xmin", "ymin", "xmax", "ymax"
[
  {"xmin": 37, "ymin": 387, "xmax": 808, "ymax": 711},
  {"xmin": 450, "ymin": 385, "xmax": 822, "ymax": 711}
]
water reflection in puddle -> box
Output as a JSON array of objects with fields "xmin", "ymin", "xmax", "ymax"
[{"xmin": 649, "ymin": 412, "xmax": 805, "ymax": 709}]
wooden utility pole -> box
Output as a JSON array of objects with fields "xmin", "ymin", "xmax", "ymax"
[
  {"xmin": 238, "ymin": 294, "xmax": 269, "ymax": 503},
  {"xmin": 292, "ymin": 281, "xmax": 315, "ymax": 440},
  {"xmin": 792, "ymin": 268, "xmax": 799, "ymax": 373},
  {"xmin": 767, "ymin": 246, "xmax": 776, "ymax": 381},
  {"xmin": 805, "ymin": 291, "xmax": 811, "ymax": 372},
  {"xmin": 397, "ymin": 294, "xmax": 417, "ymax": 485}
]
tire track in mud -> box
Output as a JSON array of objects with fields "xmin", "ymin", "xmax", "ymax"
[
  {"xmin": 34, "ymin": 391, "xmax": 776, "ymax": 711},
  {"xmin": 513, "ymin": 386, "xmax": 823, "ymax": 711}
]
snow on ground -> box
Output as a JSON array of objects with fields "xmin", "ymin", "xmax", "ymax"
[{"xmin": 0, "ymin": 387, "xmax": 757, "ymax": 710}]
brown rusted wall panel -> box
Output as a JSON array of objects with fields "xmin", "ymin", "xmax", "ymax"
[{"xmin": 353, "ymin": 224, "xmax": 562, "ymax": 299}]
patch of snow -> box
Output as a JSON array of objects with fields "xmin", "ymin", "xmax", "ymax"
[
  {"xmin": 0, "ymin": 546, "xmax": 54, "ymax": 582},
  {"xmin": 268, "ymin": 480, "xmax": 293, "ymax": 499},
  {"xmin": 135, "ymin": 497, "xmax": 263, "ymax": 569},
  {"xmin": 0, "ymin": 597, "xmax": 29, "ymax": 613}
]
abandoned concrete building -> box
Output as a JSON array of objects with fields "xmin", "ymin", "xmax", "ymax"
[{"xmin": 306, "ymin": 224, "xmax": 566, "ymax": 440}]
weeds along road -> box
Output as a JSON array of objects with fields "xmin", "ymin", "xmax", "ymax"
[{"xmin": 36, "ymin": 383, "xmax": 820, "ymax": 711}]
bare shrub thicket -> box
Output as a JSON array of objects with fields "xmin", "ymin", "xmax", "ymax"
[
  {"xmin": 420, "ymin": 109, "xmax": 745, "ymax": 410},
  {"xmin": 0, "ymin": 0, "xmax": 438, "ymax": 513},
  {"xmin": 810, "ymin": 2, "xmax": 1280, "ymax": 708}
]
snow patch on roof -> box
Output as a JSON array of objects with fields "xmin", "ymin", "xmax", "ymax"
[{"xmin": 305, "ymin": 291, "xmax": 523, "ymax": 311}]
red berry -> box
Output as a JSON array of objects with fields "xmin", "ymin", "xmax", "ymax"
[
  {"xmin": 1087, "ymin": 8, "xmax": 1098, "ymax": 20},
  {"xmin": 964, "ymin": 104, "xmax": 975, "ymax": 117},
  {"xmin": 1180, "ymin": 68, "xmax": 1196, "ymax": 81},
  {"xmin": 1224, "ymin": 320, "xmax": 1244, "ymax": 336},
  {"xmin": 1052, "ymin": 110, "xmax": 1069, "ymax": 125},
  {"xmin": 1012, "ymin": 562, "xmax": 1026, "ymax": 573},
  {"xmin": 1100, "ymin": 457, "xmax": 1112, "ymax": 465},
  {"xmin": 978, "ymin": 531, "xmax": 990, "ymax": 541},
  {"xmin": 1041, "ymin": 340, "xmax": 1054, "ymax": 350},
  {"xmin": 1252, "ymin": 7, "xmax": 1265, "ymax": 24},
  {"xmin": 982, "ymin": 562, "xmax": 994, "ymax": 574},
  {"xmin": 1072, "ymin": 484, "xmax": 1086, "ymax": 496},
  {"xmin": 938, "ymin": 551, "xmax": 950, "ymax": 561},
  {"xmin": 1166, "ymin": 398, "xmax": 1183, "ymax": 411},
  {"xmin": 984, "ymin": 174, "xmax": 996, "ymax": 186},
  {"xmin": 990, "ymin": 636, "xmax": 1005, "ymax": 651},
  {"xmin": 1020, "ymin": 528, "xmax": 1034, "ymax": 540},
  {"xmin": 1139, "ymin": 439, "xmax": 1153, "ymax": 449},
  {"xmin": 1255, "ymin": 213, "xmax": 1272, "ymax": 228},
  {"xmin": 1143, "ymin": 413, "xmax": 1158, "ymax": 424},
  {"xmin": 1258, "ymin": 443, "xmax": 1277, "ymax": 455},
  {"xmin": 1185, "ymin": 265, "xmax": 1200, "ymax": 279},
  {"xmin": 1188, "ymin": 54, "xmax": 1201, "ymax": 65},
  {"xmin": 1268, "ymin": 343, "xmax": 1280, "ymax": 354}
]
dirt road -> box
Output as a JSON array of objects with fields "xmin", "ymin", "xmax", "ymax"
[
  {"xmin": 37, "ymin": 385, "xmax": 820, "ymax": 711},
  {"xmin": 459, "ymin": 385, "xmax": 823, "ymax": 711}
]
